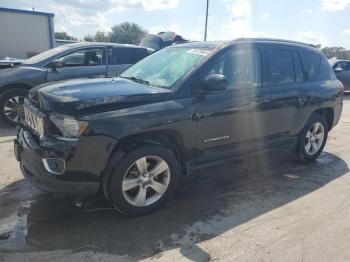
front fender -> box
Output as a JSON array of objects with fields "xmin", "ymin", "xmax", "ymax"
[
  {"xmin": 85, "ymin": 98, "xmax": 196, "ymax": 157},
  {"xmin": 0, "ymin": 66, "xmax": 46, "ymax": 91}
]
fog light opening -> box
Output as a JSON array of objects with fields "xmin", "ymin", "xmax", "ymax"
[{"xmin": 42, "ymin": 158, "xmax": 65, "ymax": 175}]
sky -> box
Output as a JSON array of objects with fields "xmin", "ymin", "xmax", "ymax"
[{"xmin": 1, "ymin": 0, "xmax": 350, "ymax": 48}]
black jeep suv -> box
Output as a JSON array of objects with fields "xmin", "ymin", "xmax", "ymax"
[{"xmin": 15, "ymin": 38, "xmax": 343, "ymax": 216}]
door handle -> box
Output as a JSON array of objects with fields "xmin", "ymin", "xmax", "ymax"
[{"xmin": 192, "ymin": 112, "xmax": 202, "ymax": 121}]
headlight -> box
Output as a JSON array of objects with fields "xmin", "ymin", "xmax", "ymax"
[{"xmin": 49, "ymin": 113, "xmax": 89, "ymax": 138}]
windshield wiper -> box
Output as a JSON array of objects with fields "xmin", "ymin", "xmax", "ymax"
[{"xmin": 122, "ymin": 76, "xmax": 150, "ymax": 85}]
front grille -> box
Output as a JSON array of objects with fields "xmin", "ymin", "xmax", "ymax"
[{"xmin": 23, "ymin": 99, "xmax": 45, "ymax": 138}]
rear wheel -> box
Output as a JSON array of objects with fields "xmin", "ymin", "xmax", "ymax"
[
  {"xmin": 104, "ymin": 145, "xmax": 180, "ymax": 216},
  {"xmin": 0, "ymin": 89, "xmax": 27, "ymax": 126},
  {"xmin": 297, "ymin": 114, "xmax": 328, "ymax": 161}
]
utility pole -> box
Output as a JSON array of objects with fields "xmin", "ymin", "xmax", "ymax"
[{"xmin": 204, "ymin": 0, "xmax": 209, "ymax": 41}]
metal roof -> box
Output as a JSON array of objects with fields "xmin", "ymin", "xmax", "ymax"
[
  {"xmin": 175, "ymin": 38, "xmax": 316, "ymax": 49},
  {"xmin": 234, "ymin": 38, "xmax": 316, "ymax": 47},
  {"xmin": 0, "ymin": 7, "xmax": 54, "ymax": 17}
]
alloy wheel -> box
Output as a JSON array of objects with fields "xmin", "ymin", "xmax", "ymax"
[
  {"xmin": 304, "ymin": 121, "xmax": 325, "ymax": 155},
  {"xmin": 3, "ymin": 95, "xmax": 25, "ymax": 123},
  {"xmin": 122, "ymin": 156, "xmax": 171, "ymax": 207}
]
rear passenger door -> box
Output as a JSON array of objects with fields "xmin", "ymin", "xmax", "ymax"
[
  {"xmin": 265, "ymin": 46, "xmax": 308, "ymax": 137},
  {"xmin": 107, "ymin": 47, "xmax": 148, "ymax": 77}
]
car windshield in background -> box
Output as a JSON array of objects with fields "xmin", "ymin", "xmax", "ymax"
[
  {"xmin": 22, "ymin": 45, "xmax": 71, "ymax": 64},
  {"xmin": 139, "ymin": 35, "xmax": 162, "ymax": 50},
  {"xmin": 120, "ymin": 47, "xmax": 211, "ymax": 89}
]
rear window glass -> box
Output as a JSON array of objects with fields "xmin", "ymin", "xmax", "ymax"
[
  {"xmin": 268, "ymin": 49, "xmax": 295, "ymax": 85},
  {"xmin": 109, "ymin": 48, "xmax": 147, "ymax": 65},
  {"xmin": 302, "ymin": 51, "xmax": 321, "ymax": 81}
]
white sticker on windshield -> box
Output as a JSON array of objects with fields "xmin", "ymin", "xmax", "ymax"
[{"xmin": 186, "ymin": 49, "xmax": 211, "ymax": 56}]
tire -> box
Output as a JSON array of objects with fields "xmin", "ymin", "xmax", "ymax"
[
  {"xmin": 104, "ymin": 145, "xmax": 180, "ymax": 216},
  {"xmin": 0, "ymin": 88, "xmax": 27, "ymax": 126},
  {"xmin": 297, "ymin": 113, "xmax": 328, "ymax": 161}
]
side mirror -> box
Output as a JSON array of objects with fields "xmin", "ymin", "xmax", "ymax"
[
  {"xmin": 201, "ymin": 74, "xmax": 228, "ymax": 93},
  {"xmin": 334, "ymin": 67, "xmax": 343, "ymax": 73},
  {"xmin": 48, "ymin": 59, "xmax": 64, "ymax": 69}
]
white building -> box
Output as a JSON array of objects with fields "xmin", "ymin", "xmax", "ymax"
[{"xmin": 0, "ymin": 7, "xmax": 55, "ymax": 59}]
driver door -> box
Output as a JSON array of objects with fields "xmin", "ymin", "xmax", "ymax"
[
  {"xmin": 46, "ymin": 47, "xmax": 107, "ymax": 82},
  {"xmin": 195, "ymin": 46, "xmax": 270, "ymax": 161}
]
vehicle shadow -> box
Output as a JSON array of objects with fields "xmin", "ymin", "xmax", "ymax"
[{"xmin": 0, "ymin": 150, "xmax": 348, "ymax": 261}]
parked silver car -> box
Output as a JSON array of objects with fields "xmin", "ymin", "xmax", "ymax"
[{"xmin": 0, "ymin": 42, "xmax": 152, "ymax": 125}]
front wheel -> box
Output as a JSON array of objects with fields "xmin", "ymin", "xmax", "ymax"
[
  {"xmin": 297, "ymin": 114, "xmax": 328, "ymax": 161},
  {"xmin": 0, "ymin": 89, "xmax": 27, "ymax": 126},
  {"xmin": 105, "ymin": 145, "xmax": 180, "ymax": 216}
]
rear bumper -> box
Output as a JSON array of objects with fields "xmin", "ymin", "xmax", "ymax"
[
  {"xmin": 15, "ymin": 128, "xmax": 115, "ymax": 196},
  {"xmin": 332, "ymin": 101, "xmax": 343, "ymax": 128}
]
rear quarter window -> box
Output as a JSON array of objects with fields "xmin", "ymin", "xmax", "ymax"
[
  {"xmin": 302, "ymin": 51, "xmax": 321, "ymax": 81},
  {"xmin": 318, "ymin": 56, "xmax": 337, "ymax": 81}
]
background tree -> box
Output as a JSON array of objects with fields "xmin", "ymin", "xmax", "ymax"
[
  {"xmin": 55, "ymin": 31, "xmax": 77, "ymax": 41},
  {"xmin": 94, "ymin": 31, "xmax": 109, "ymax": 42},
  {"xmin": 108, "ymin": 22, "xmax": 146, "ymax": 45},
  {"xmin": 321, "ymin": 46, "xmax": 350, "ymax": 59},
  {"xmin": 83, "ymin": 35, "xmax": 94, "ymax": 42}
]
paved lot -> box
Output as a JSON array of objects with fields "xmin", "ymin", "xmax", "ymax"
[{"xmin": 1, "ymin": 97, "xmax": 350, "ymax": 262}]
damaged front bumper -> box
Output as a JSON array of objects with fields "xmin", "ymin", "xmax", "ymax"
[{"xmin": 14, "ymin": 127, "xmax": 116, "ymax": 196}]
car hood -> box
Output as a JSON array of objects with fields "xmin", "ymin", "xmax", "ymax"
[
  {"xmin": 34, "ymin": 77, "xmax": 173, "ymax": 115},
  {"xmin": 0, "ymin": 59, "xmax": 23, "ymax": 68}
]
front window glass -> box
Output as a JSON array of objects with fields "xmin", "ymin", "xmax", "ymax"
[
  {"xmin": 206, "ymin": 48, "xmax": 262, "ymax": 89},
  {"xmin": 22, "ymin": 45, "xmax": 71, "ymax": 64},
  {"xmin": 120, "ymin": 47, "xmax": 211, "ymax": 89},
  {"xmin": 56, "ymin": 48, "xmax": 104, "ymax": 67}
]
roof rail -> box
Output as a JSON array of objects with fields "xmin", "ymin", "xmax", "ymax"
[{"xmin": 234, "ymin": 38, "xmax": 316, "ymax": 48}]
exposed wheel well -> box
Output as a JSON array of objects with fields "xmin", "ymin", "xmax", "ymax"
[
  {"xmin": 312, "ymin": 108, "xmax": 334, "ymax": 130},
  {"xmin": 0, "ymin": 83, "xmax": 33, "ymax": 95},
  {"xmin": 112, "ymin": 131, "xmax": 187, "ymax": 175}
]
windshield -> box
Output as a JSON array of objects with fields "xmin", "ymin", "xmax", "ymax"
[
  {"xmin": 120, "ymin": 47, "xmax": 211, "ymax": 89},
  {"xmin": 22, "ymin": 45, "xmax": 71, "ymax": 64}
]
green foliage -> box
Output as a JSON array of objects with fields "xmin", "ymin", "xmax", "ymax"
[
  {"xmin": 83, "ymin": 22, "xmax": 146, "ymax": 44},
  {"xmin": 94, "ymin": 31, "xmax": 109, "ymax": 42},
  {"xmin": 320, "ymin": 46, "xmax": 350, "ymax": 60},
  {"xmin": 83, "ymin": 35, "xmax": 94, "ymax": 42},
  {"xmin": 55, "ymin": 32, "xmax": 77, "ymax": 41},
  {"xmin": 108, "ymin": 22, "xmax": 146, "ymax": 45}
]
